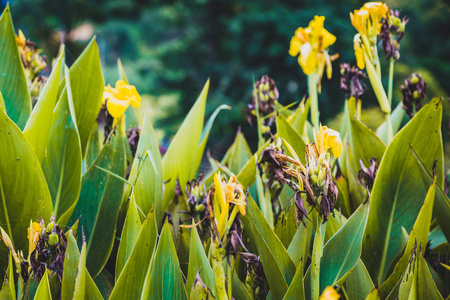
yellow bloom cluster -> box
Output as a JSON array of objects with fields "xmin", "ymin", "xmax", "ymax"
[
  {"xmin": 214, "ymin": 173, "xmax": 246, "ymax": 238},
  {"xmin": 289, "ymin": 16, "xmax": 337, "ymax": 79},
  {"xmin": 314, "ymin": 126, "xmax": 342, "ymax": 159},
  {"xmin": 350, "ymin": 2, "xmax": 389, "ymax": 69},
  {"xmin": 103, "ymin": 80, "xmax": 142, "ymax": 118}
]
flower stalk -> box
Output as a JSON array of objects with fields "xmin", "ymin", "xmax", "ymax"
[
  {"xmin": 311, "ymin": 214, "xmax": 327, "ymax": 300},
  {"xmin": 308, "ymin": 71, "xmax": 320, "ymax": 131}
]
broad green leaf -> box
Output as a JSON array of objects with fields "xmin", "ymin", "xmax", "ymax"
[
  {"xmin": 343, "ymin": 259, "xmax": 375, "ymax": 300},
  {"xmin": 379, "ymin": 180, "xmax": 436, "ymax": 296},
  {"xmin": 141, "ymin": 221, "xmax": 187, "ymax": 300},
  {"xmin": 416, "ymin": 254, "xmax": 444, "ymax": 300},
  {"xmin": 24, "ymin": 47, "xmax": 64, "ymax": 163},
  {"xmin": 232, "ymin": 271, "xmax": 252, "ymax": 300},
  {"xmin": 221, "ymin": 130, "xmax": 253, "ymax": 174},
  {"xmin": 244, "ymin": 196, "xmax": 296, "ymax": 299},
  {"xmin": 69, "ymin": 37, "xmax": 104, "ymax": 157},
  {"xmin": 376, "ymin": 101, "xmax": 405, "ymax": 144},
  {"xmin": 255, "ymin": 168, "xmax": 274, "ymax": 226},
  {"xmin": 0, "ymin": 6, "xmax": 31, "ymax": 129},
  {"xmin": 410, "ymin": 146, "xmax": 450, "ymax": 242},
  {"xmin": 237, "ymin": 154, "xmax": 257, "ymax": 188},
  {"xmin": 115, "ymin": 196, "xmax": 142, "ymax": 281},
  {"xmin": 0, "ymin": 104, "xmax": 52, "ymax": 267},
  {"xmin": 117, "ymin": 58, "xmax": 142, "ymax": 129},
  {"xmin": 0, "ymin": 91, "xmax": 5, "ymax": 111},
  {"xmin": 126, "ymin": 112, "xmax": 162, "ymax": 217},
  {"xmin": 85, "ymin": 121, "xmax": 102, "ymax": 168},
  {"xmin": 288, "ymin": 97, "xmax": 310, "ymax": 138},
  {"xmin": 287, "ymin": 219, "xmax": 312, "ymax": 269},
  {"xmin": 61, "ymin": 231, "xmax": 80, "ymax": 300},
  {"xmin": 117, "ymin": 58, "xmax": 129, "ymax": 83},
  {"xmin": 34, "ymin": 270, "xmax": 52, "ymax": 300},
  {"xmin": 282, "ymin": 259, "xmax": 305, "ymax": 300},
  {"xmin": 304, "ymin": 200, "xmax": 369, "ymax": 299},
  {"xmin": 277, "ymin": 114, "xmax": 306, "ymax": 164},
  {"xmin": 3, "ymin": 253, "xmax": 15, "ymax": 300},
  {"xmin": 362, "ymin": 98, "xmax": 443, "ymax": 285},
  {"xmin": 161, "ymin": 80, "xmax": 208, "ymax": 222},
  {"xmin": 42, "ymin": 67, "xmax": 82, "ymax": 227},
  {"xmin": 110, "ymin": 213, "xmax": 158, "ymax": 300},
  {"xmin": 186, "ymin": 226, "xmax": 216, "ymax": 297},
  {"xmin": 428, "ymin": 226, "xmax": 446, "ymax": 249},
  {"xmin": 69, "ymin": 128, "xmax": 126, "ymax": 277},
  {"xmin": 73, "ymin": 242, "xmax": 104, "ymax": 300},
  {"xmin": 274, "ymin": 205, "xmax": 298, "ymax": 249}
]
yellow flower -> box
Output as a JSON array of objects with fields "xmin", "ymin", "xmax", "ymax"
[
  {"xmin": 16, "ymin": 29, "xmax": 27, "ymax": 49},
  {"xmin": 289, "ymin": 16, "xmax": 337, "ymax": 79},
  {"xmin": 102, "ymin": 80, "xmax": 141, "ymax": 118},
  {"xmin": 27, "ymin": 221, "xmax": 41, "ymax": 253},
  {"xmin": 320, "ymin": 286, "xmax": 341, "ymax": 300},
  {"xmin": 214, "ymin": 173, "xmax": 246, "ymax": 238},
  {"xmin": 350, "ymin": 2, "xmax": 388, "ymax": 38},
  {"xmin": 314, "ymin": 126, "xmax": 342, "ymax": 158}
]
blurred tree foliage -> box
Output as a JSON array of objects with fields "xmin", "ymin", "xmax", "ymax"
[{"xmin": 4, "ymin": 0, "xmax": 450, "ymax": 156}]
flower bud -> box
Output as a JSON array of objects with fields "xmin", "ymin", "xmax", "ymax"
[
  {"xmin": 411, "ymin": 75, "xmax": 419, "ymax": 85},
  {"xmin": 46, "ymin": 223, "xmax": 54, "ymax": 233},
  {"xmin": 48, "ymin": 232, "xmax": 59, "ymax": 247},
  {"xmin": 195, "ymin": 204, "xmax": 205, "ymax": 212}
]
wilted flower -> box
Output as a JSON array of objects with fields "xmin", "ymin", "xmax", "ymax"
[
  {"xmin": 401, "ymin": 73, "xmax": 427, "ymax": 118},
  {"xmin": 380, "ymin": 10, "xmax": 409, "ymax": 61},
  {"xmin": 350, "ymin": 2, "xmax": 389, "ymax": 69},
  {"xmin": 246, "ymin": 75, "xmax": 279, "ymax": 128},
  {"xmin": 127, "ymin": 126, "xmax": 141, "ymax": 157},
  {"xmin": 357, "ymin": 158, "xmax": 378, "ymax": 191},
  {"xmin": 103, "ymin": 80, "xmax": 142, "ymax": 118},
  {"xmin": 289, "ymin": 16, "xmax": 338, "ymax": 87},
  {"xmin": 240, "ymin": 252, "xmax": 267, "ymax": 298},
  {"xmin": 340, "ymin": 63, "xmax": 367, "ymax": 101},
  {"xmin": 268, "ymin": 126, "xmax": 342, "ymax": 223},
  {"xmin": 320, "ymin": 286, "xmax": 341, "ymax": 300}
]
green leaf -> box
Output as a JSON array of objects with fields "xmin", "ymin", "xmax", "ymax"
[
  {"xmin": 115, "ymin": 196, "xmax": 142, "ymax": 281},
  {"xmin": 376, "ymin": 101, "xmax": 405, "ymax": 144},
  {"xmin": 186, "ymin": 226, "xmax": 216, "ymax": 297},
  {"xmin": 232, "ymin": 271, "xmax": 252, "ymax": 300},
  {"xmin": 41, "ymin": 67, "xmax": 82, "ymax": 227},
  {"xmin": 69, "ymin": 128, "xmax": 126, "ymax": 278},
  {"xmin": 69, "ymin": 37, "xmax": 105, "ymax": 157},
  {"xmin": 4, "ymin": 252, "xmax": 15, "ymax": 300},
  {"xmin": 0, "ymin": 103, "xmax": 53, "ymax": 266},
  {"xmin": 110, "ymin": 213, "xmax": 158, "ymax": 300},
  {"xmin": 0, "ymin": 6, "xmax": 31, "ymax": 129},
  {"xmin": 343, "ymin": 259, "xmax": 375, "ymax": 300},
  {"xmin": 61, "ymin": 230, "xmax": 80, "ymax": 300},
  {"xmin": 379, "ymin": 180, "xmax": 436, "ymax": 296},
  {"xmin": 73, "ymin": 242, "xmax": 104, "ymax": 300},
  {"xmin": 277, "ymin": 114, "xmax": 306, "ymax": 164},
  {"xmin": 244, "ymin": 196, "xmax": 296, "ymax": 299},
  {"xmin": 85, "ymin": 121, "xmax": 102, "ymax": 168},
  {"xmin": 288, "ymin": 97, "xmax": 310, "ymax": 137},
  {"xmin": 410, "ymin": 145, "xmax": 450, "ymax": 243},
  {"xmin": 126, "ymin": 112, "xmax": 162, "ymax": 217},
  {"xmin": 304, "ymin": 200, "xmax": 370, "ymax": 299},
  {"xmin": 161, "ymin": 80, "xmax": 209, "ymax": 222},
  {"xmin": 141, "ymin": 221, "xmax": 187, "ymax": 300},
  {"xmin": 362, "ymin": 98, "xmax": 443, "ymax": 285},
  {"xmin": 236, "ymin": 154, "xmax": 257, "ymax": 188},
  {"xmin": 117, "ymin": 58, "xmax": 143, "ymax": 129},
  {"xmin": 23, "ymin": 46, "xmax": 65, "ymax": 163},
  {"xmin": 255, "ymin": 167, "xmax": 274, "ymax": 226},
  {"xmin": 221, "ymin": 130, "xmax": 252, "ymax": 174},
  {"xmin": 416, "ymin": 254, "xmax": 444, "ymax": 300},
  {"xmin": 283, "ymin": 259, "xmax": 305, "ymax": 300},
  {"xmin": 34, "ymin": 270, "xmax": 52, "ymax": 300},
  {"xmin": 287, "ymin": 218, "xmax": 312, "ymax": 269},
  {"xmin": 0, "ymin": 91, "xmax": 5, "ymax": 111}
]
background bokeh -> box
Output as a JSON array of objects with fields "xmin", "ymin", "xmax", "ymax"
[{"xmin": 2, "ymin": 0, "xmax": 450, "ymax": 161}]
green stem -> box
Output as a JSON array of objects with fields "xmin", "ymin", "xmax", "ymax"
[
  {"xmin": 388, "ymin": 58, "xmax": 395, "ymax": 106},
  {"xmin": 385, "ymin": 113, "xmax": 393, "ymax": 144},
  {"xmin": 311, "ymin": 214, "xmax": 326, "ymax": 300},
  {"xmin": 308, "ymin": 71, "xmax": 319, "ymax": 131},
  {"xmin": 227, "ymin": 256, "xmax": 235, "ymax": 300}
]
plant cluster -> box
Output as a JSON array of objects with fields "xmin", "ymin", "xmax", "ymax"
[{"xmin": 0, "ymin": 2, "xmax": 448, "ymax": 300}]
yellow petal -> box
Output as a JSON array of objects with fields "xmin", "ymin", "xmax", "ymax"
[
  {"xmin": 214, "ymin": 173, "xmax": 227, "ymax": 211},
  {"xmin": 353, "ymin": 35, "xmax": 365, "ymax": 69},
  {"xmin": 106, "ymin": 96, "xmax": 130, "ymax": 118},
  {"xmin": 289, "ymin": 36, "xmax": 302, "ymax": 57},
  {"xmin": 218, "ymin": 203, "xmax": 229, "ymax": 238},
  {"xmin": 320, "ymin": 286, "xmax": 341, "ymax": 300},
  {"xmin": 324, "ymin": 127, "xmax": 342, "ymax": 158},
  {"xmin": 299, "ymin": 43, "xmax": 317, "ymax": 75}
]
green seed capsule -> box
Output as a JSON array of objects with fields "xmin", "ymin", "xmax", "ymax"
[{"xmin": 48, "ymin": 232, "xmax": 59, "ymax": 247}]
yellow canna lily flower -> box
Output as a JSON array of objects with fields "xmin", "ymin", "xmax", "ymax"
[
  {"xmin": 314, "ymin": 126, "xmax": 342, "ymax": 158},
  {"xmin": 289, "ymin": 16, "xmax": 337, "ymax": 81},
  {"xmin": 27, "ymin": 221, "xmax": 41, "ymax": 253},
  {"xmin": 102, "ymin": 79, "xmax": 142, "ymax": 118},
  {"xmin": 350, "ymin": 2, "xmax": 388, "ymax": 38},
  {"xmin": 320, "ymin": 286, "xmax": 341, "ymax": 300},
  {"xmin": 213, "ymin": 172, "xmax": 247, "ymax": 238}
]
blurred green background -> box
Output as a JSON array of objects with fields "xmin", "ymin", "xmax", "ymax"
[{"xmin": 2, "ymin": 0, "xmax": 449, "ymax": 160}]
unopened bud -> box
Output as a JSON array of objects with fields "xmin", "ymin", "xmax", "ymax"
[
  {"xmin": 48, "ymin": 232, "xmax": 59, "ymax": 247},
  {"xmin": 392, "ymin": 17, "xmax": 401, "ymax": 27},
  {"xmin": 398, "ymin": 23, "xmax": 405, "ymax": 33},
  {"xmin": 310, "ymin": 174, "xmax": 318, "ymax": 185},
  {"xmin": 411, "ymin": 75, "xmax": 419, "ymax": 85},
  {"xmin": 195, "ymin": 204, "xmax": 205, "ymax": 212},
  {"xmin": 413, "ymin": 90, "xmax": 420, "ymax": 99},
  {"xmin": 46, "ymin": 223, "xmax": 54, "ymax": 233},
  {"xmin": 318, "ymin": 168, "xmax": 325, "ymax": 183}
]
